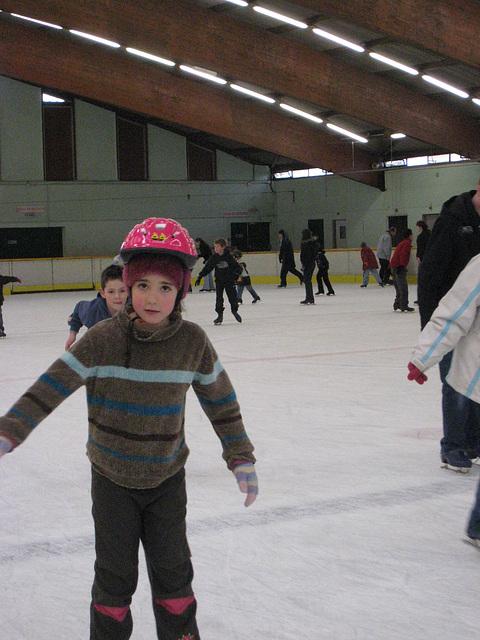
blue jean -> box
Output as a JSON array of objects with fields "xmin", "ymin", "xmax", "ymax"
[
  {"xmin": 467, "ymin": 474, "xmax": 480, "ymax": 538},
  {"xmin": 362, "ymin": 269, "xmax": 382, "ymax": 286},
  {"xmin": 237, "ymin": 283, "xmax": 260, "ymax": 302},
  {"xmin": 439, "ymin": 351, "xmax": 480, "ymax": 455},
  {"xmin": 200, "ymin": 271, "xmax": 214, "ymax": 291}
]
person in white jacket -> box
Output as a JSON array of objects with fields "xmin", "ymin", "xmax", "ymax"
[{"xmin": 407, "ymin": 252, "xmax": 480, "ymax": 545}]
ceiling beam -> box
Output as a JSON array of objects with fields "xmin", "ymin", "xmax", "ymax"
[
  {"xmin": 4, "ymin": 0, "xmax": 480, "ymax": 159},
  {"xmin": 0, "ymin": 19, "xmax": 384, "ymax": 189},
  {"xmin": 289, "ymin": 0, "xmax": 480, "ymax": 71}
]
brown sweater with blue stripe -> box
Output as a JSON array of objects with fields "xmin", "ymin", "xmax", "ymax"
[{"xmin": 0, "ymin": 306, "xmax": 255, "ymax": 489}]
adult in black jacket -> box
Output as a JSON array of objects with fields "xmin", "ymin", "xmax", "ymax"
[
  {"xmin": 418, "ymin": 185, "xmax": 480, "ymax": 471},
  {"xmin": 415, "ymin": 221, "xmax": 431, "ymax": 264},
  {"xmin": 278, "ymin": 230, "xmax": 303, "ymax": 287},
  {"xmin": 0, "ymin": 274, "xmax": 21, "ymax": 337},
  {"xmin": 299, "ymin": 229, "xmax": 319, "ymax": 305}
]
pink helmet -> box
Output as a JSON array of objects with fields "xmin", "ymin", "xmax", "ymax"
[{"xmin": 120, "ymin": 218, "xmax": 198, "ymax": 269}]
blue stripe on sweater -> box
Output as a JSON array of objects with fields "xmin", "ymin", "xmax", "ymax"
[
  {"xmin": 87, "ymin": 395, "xmax": 182, "ymax": 416},
  {"xmin": 466, "ymin": 368, "xmax": 480, "ymax": 397},
  {"xmin": 39, "ymin": 373, "xmax": 73, "ymax": 397},
  {"xmin": 198, "ymin": 390, "xmax": 236, "ymax": 406},
  {"xmin": 88, "ymin": 435, "xmax": 186, "ymax": 462},
  {"xmin": 61, "ymin": 351, "xmax": 222, "ymax": 386},
  {"xmin": 421, "ymin": 283, "xmax": 480, "ymax": 364},
  {"xmin": 221, "ymin": 433, "xmax": 248, "ymax": 445},
  {"xmin": 9, "ymin": 408, "xmax": 36, "ymax": 430}
]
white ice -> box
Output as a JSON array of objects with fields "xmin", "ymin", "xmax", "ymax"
[{"xmin": 0, "ymin": 283, "xmax": 478, "ymax": 640}]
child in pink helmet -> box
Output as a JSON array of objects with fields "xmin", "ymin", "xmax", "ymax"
[{"xmin": 0, "ymin": 217, "xmax": 258, "ymax": 640}]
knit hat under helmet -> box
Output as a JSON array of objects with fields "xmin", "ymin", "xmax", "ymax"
[{"xmin": 123, "ymin": 254, "xmax": 190, "ymax": 300}]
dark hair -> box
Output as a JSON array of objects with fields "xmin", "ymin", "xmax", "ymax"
[
  {"xmin": 301, "ymin": 228, "xmax": 312, "ymax": 242},
  {"xmin": 360, "ymin": 241, "xmax": 367, "ymax": 248},
  {"xmin": 388, "ymin": 226, "xmax": 396, "ymax": 233},
  {"xmin": 416, "ymin": 220, "xmax": 428, "ymax": 231},
  {"xmin": 232, "ymin": 249, "xmax": 242, "ymax": 259},
  {"xmin": 101, "ymin": 264, "xmax": 124, "ymax": 290},
  {"xmin": 214, "ymin": 238, "xmax": 227, "ymax": 248},
  {"xmin": 278, "ymin": 229, "xmax": 286, "ymax": 237},
  {"xmin": 403, "ymin": 228, "xmax": 413, "ymax": 239}
]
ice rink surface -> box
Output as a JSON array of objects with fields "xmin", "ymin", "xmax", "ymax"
[{"xmin": 0, "ymin": 282, "xmax": 478, "ymax": 639}]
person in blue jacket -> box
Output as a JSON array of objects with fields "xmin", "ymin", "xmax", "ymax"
[{"xmin": 65, "ymin": 264, "xmax": 127, "ymax": 349}]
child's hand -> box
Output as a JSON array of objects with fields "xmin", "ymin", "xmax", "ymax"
[
  {"xmin": 407, "ymin": 362, "xmax": 428, "ymax": 385},
  {"xmin": 65, "ymin": 332, "xmax": 77, "ymax": 350},
  {"xmin": 232, "ymin": 461, "xmax": 258, "ymax": 507},
  {"xmin": 194, "ymin": 278, "xmax": 201, "ymax": 287}
]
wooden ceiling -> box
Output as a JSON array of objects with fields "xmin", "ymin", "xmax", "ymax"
[{"xmin": 1, "ymin": 0, "xmax": 480, "ymax": 190}]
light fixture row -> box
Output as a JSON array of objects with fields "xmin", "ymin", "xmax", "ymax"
[
  {"xmin": 222, "ymin": 1, "xmax": 477, "ymax": 104},
  {"xmin": 13, "ymin": 10, "xmax": 408, "ymax": 142}
]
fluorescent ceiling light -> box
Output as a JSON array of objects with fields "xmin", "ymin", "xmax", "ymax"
[
  {"xmin": 231, "ymin": 84, "xmax": 275, "ymax": 103},
  {"xmin": 369, "ymin": 52, "xmax": 418, "ymax": 76},
  {"xmin": 42, "ymin": 94, "xmax": 65, "ymax": 103},
  {"xmin": 279, "ymin": 103, "xmax": 323, "ymax": 123},
  {"xmin": 180, "ymin": 65, "xmax": 227, "ymax": 84},
  {"xmin": 422, "ymin": 75, "xmax": 469, "ymax": 98},
  {"xmin": 126, "ymin": 48, "xmax": 175, "ymax": 67},
  {"xmin": 253, "ymin": 6, "xmax": 308, "ymax": 29},
  {"xmin": 69, "ymin": 30, "xmax": 121, "ymax": 48},
  {"xmin": 472, "ymin": 98, "xmax": 480, "ymax": 106},
  {"xmin": 224, "ymin": 0, "xmax": 248, "ymax": 5},
  {"xmin": 312, "ymin": 28, "xmax": 364, "ymax": 53},
  {"xmin": 391, "ymin": 133, "xmax": 406, "ymax": 139},
  {"xmin": 327, "ymin": 123, "xmax": 368, "ymax": 143},
  {"xmin": 12, "ymin": 13, "xmax": 62, "ymax": 29}
]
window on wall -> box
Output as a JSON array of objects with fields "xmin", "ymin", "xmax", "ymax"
[
  {"xmin": 186, "ymin": 142, "xmax": 216, "ymax": 181},
  {"xmin": 116, "ymin": 115, "xmax": 148, "ymax": 181},
  {"xmin": 42, "ymin": 97, "xmax": 76, "ymax": 181}
]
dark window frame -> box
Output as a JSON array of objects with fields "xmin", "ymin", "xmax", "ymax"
[
  {"xmin": 42, "ymin": 98, "xmax": 77, "ymax": 181},
  {"xmin": 116, "ymin": 114, "xmax": 149, "ymax": 181}
]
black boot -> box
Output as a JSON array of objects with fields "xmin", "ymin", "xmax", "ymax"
[{"xmin": 214, "ymin": 314, "xmax": 223, "ymax": 325}]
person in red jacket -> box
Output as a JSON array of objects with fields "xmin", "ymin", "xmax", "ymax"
[
  {"xmin": 360, "ymin": 242, "xmax": 384, "ymax": 288},
  {"xmin": 390, "ymin": 228, "xmax": 414, "ymax": 312}
]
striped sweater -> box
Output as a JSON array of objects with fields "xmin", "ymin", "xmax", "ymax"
[{"xmin": 0, "ymin": 306, "xmax": 255, "ymax": 489}]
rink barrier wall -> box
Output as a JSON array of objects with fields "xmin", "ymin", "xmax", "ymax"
[{"xmin": 0, "ymin": 249, "xmax": 418, "ymax": 295}]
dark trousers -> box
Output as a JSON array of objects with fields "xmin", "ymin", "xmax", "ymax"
[
  {"xmin": 215, "ymin": 280, "xmax": 238, "ymax": 316},
  {"xmin": 90, "ymin": 468, "xmax": 199, "ymax": 640},
  {"xmin": 316, "ymin": 272, "xmax": 334, "ymax": 294},
  {"xmin": 439, "ymin": 351, "xmax": 480, "ymax": 456},
  {"xmin": 392, "ymin": 266, "xmax": 409, "ymax": 310},
  {"xmin": 303, "ymin": 264, "xmax": 315, "ymax": 302},
  {"xmin": 379, "ymin": 258, "xmax": 392, "ymax": 284},
  {"xmin": 280, "ymin": 262, "xmax": 303, "ymax": 286}
]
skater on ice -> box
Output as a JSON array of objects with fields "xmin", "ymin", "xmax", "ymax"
[{"xmin": 0, "ymin": 217, "xmax": 258, "ymax": 640}]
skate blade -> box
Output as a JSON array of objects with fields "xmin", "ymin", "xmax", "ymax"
[
  {"xmin": 441, "ymin": 463, "xmax": 470, "ymax": 474},
  {"xmin": 463, "ymin": 537, "xmax": 480, "ymax": 550}
]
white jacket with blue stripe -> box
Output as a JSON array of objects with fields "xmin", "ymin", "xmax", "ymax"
[{"xmin": 410, "ymin": 253, "xmax": 480, "ymax": 403}]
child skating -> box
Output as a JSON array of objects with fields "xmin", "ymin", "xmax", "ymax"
[
  {"xmin": 195, "ymin": 238, "xmax": 242, "ymax": 324},
  {"xmin": 0, "ymin": 217, "xmax": 258, "ymax": 640},
  {"xmin": 233, "ymin": 250, "xmax": 261, "ymax": 304},
  {"xmin": 65, "ymin": 264, "xmax": 128, "ymax": 349}
]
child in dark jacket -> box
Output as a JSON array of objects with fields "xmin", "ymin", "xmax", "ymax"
[
  {"xmin": 233, "ymin": 250, "xmax": 261, "ymax": 304},
  {"xmin": 315, "ymin": 249, "xmax": 335, "ymax": 296},
  {"xmin": 195, "ymin": 238, "xmax": 243, "ymax": 324},
  {"xmin": 0, "ymin": 217, "xmax": 258, "ymax": 640},
  {"xmin": 0, "ymin": 273, "xmax": 22, "ymax": 338},
  {"xmin": 65, "ymin": 264, "xmax": 127, "ymax": 349}
]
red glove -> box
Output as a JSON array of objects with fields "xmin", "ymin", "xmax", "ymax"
[{"xmin": 407, "ymin": 362, "xmax": 428, "ymax": 385}]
